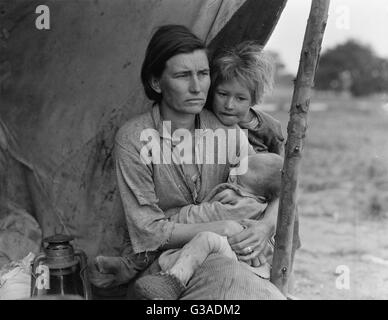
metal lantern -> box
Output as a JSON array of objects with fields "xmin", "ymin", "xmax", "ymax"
[{"xmin": 30, "ymin": 234, "xmax": 92, "ymax": 299}]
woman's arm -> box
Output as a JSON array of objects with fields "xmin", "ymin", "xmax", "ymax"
[
  {"xmin": 165, "ymin": 191, "xmax": 265, "ymax": 223},
  {"xmin": 161, "ymin": 220, "xmax": 244, "ymax": 249},
  {"xmin": 227, "ymin": 198, "xmax": 279, "ymax": 260}
]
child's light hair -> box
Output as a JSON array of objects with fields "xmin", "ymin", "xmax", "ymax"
[{"xmin": 210, "ymin": 41, "xmax": 275, "ymax": 104}]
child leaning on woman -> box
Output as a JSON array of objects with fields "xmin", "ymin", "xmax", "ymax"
[
  {"xmin": 91, "ymin": 40, "xmax": 300, "ymax": 293},
  {"xmin": 208, "ymin": 40, "xmax": 284, "ymax": 155}
]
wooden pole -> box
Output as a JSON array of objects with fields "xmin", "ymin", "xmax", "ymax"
[{"xmin": 270, "ymin": 0, "xmax": 330, "ymax": 296}]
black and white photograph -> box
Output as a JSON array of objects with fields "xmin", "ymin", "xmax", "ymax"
[{"xmin": 0, "ymin": 0, "xmax": 387, "ymax": 304}]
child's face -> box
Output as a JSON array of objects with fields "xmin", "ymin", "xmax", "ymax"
[{"xmin": 212, "ymin": 78, "xmax": 252, "ymax": 126}]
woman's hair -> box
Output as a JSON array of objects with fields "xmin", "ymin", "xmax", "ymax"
[
  {"xmin": 209, "ymin": 41, "xmax": 275, "ymax": 105},
  {"xmin": 141, "ymin": 25, "xmax": 207, "ymax": 103}
]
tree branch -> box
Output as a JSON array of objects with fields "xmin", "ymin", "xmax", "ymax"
[{"xmin": 270, "ymin": 0, "xmax": 330, "ymax": 296}]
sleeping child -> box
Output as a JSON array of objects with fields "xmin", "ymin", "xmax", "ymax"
[{"xmin": 134, "ymin": 152, "xmax": 284, "ymax": 300}]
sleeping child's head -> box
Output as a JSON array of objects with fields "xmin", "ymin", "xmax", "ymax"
[
  {"xmin": 209, "ymin": 40, "xmax": 275, "ymax": 126},
  {"xmin": 229, "ymin": 153, "xmax": 283, "ymax": 202}
]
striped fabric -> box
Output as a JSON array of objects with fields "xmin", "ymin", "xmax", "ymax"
[{"xmin": 129, "ymin": 253, "xmax": 286, "ymax": 300}]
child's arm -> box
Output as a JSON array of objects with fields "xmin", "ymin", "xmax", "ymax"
[{"xmin": 239, "ymin": 108, "xmax": 284, "ymax": 155}]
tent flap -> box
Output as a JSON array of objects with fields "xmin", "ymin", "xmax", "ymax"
[{"xmin": 0, "ymin": 0, "xmax": 286, "ymax": 261}]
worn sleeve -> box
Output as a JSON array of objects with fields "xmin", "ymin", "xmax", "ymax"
[
  {"xmin": 115, "ymin": 141, "xmax": 175, "ymax": 254},
  {"xmin": 167, "ymin": 199, "xmax": 266, "ymax": 223},
  {"xmin": 166, "ymin": 187, "xmax": 266, "ymax": 223},
  {"xmin": 246, "ymin": 108, "xmax": 285, "ymax": 155},
  {"xmin": 260, "ymin": 117, "xmax": 284, "ymax": 155}
]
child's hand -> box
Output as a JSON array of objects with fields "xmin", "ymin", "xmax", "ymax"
[{"xmin": 223, "ymin": 220, "xmax": 245, "ymax": 237}]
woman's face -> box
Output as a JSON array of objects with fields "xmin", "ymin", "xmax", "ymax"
[
  {"xmin": 212, "ymin": 78, "xmax": 252, "ymax": 126},
  {"xmin": 156, "ymin": 49, "xmax": 210, "ymax": 116}
]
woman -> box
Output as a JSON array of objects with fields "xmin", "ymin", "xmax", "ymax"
[{"xmin": 94, "ymin": 25, "xmax": 284, "ymax": 299}]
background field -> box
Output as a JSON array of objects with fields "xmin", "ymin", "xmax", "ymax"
[{"xmin": 265, "ymin": 85, "xmax": 388, "ymax": 299}]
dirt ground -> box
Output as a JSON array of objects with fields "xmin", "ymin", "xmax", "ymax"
[
  {"xmin": 268, "ymin": 92, "xmax": 388, "ymax": 300},
  {"xmin": 293, "ymin": 214, "xmax": 388, "ymax": 299}
]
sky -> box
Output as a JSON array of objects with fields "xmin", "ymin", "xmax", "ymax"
[{"xmin": 265, "ymin": 0, "xmax": 388, "ymax": 74}]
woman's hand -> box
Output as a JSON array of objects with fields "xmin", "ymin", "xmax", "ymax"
[{"xmin": 227, "ymin": 219, "xmax": 274, "ymax": 261}]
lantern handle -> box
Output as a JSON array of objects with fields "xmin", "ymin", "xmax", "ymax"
[{"xmin": 75, "ymin": 249, "xmax": 92, "ymax": 300}]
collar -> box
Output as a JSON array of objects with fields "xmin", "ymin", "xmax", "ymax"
[
  {"xmin": 250, "ymin": 105, "xmax": 263, "ymax": 127},
  {"xmin": 151, "ymin": 104, "xmax": 210, "ymax": 143}
]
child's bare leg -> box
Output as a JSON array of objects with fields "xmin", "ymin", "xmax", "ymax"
[
  {"xmin": 160, "ymin": 231, "xmax": 237, "ymax": 285},
  {"xmin": 134, "ymin": 232, "xmax": 237, "ymax": 300}
]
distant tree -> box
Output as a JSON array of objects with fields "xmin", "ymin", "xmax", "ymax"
[
  {"xmin": 267, "ymin": 50, "xmax": 294, "ymax": 87},
  {"xmin": 315, "ymin": 40, "xmax": 388, "ymax": 96}
]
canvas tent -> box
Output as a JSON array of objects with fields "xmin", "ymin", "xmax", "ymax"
[{"xmin": 0, "ymin": 0, "xmax": 287, "ymax": 265}]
